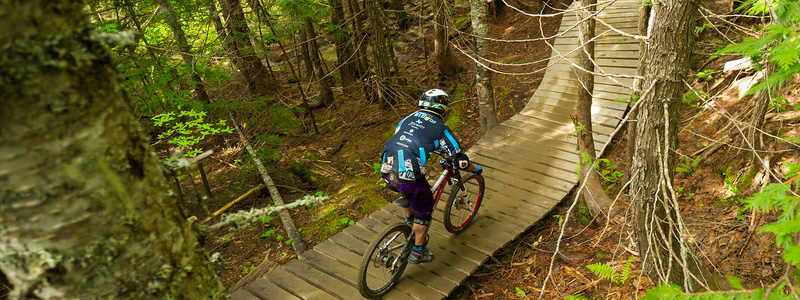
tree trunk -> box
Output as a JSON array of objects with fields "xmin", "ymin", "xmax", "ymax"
[
  {"xmin": 574, "ymin": 0, "xmax": 611, "ymax": 220},
  {"xmin": 433, "ymin": 0, "xmax": 462, "ymax": 77},
  {"xmin": 631, "ymin": 0, "xmax": 718, "ymax": 292},
  {"xmin": 219, "ymin": 0, "xmax": 273, "ymax": 96},
  {"xmin": 160, "ymin": 0, "xmax": 210, "ymax": 103},
  {"xmin": 0, "ymin": 1, "xmax": 226, "ymax": 298},
  {"xmin": 470, "ymin": 0, "xmax": 499, "ymax": 134},
  {"xmin": 366, "ymin": 0, "xmax": 395, "ymax": 107},
  {"xmin": 392, "ymin": 0, "xmax": 411, "ymax": 30},
  {"xmin": 304, "ymin": 18, "xmax": 335, "ymax": 107},
  {"xmin": 346, "ymin": 0, "xmax": 370, "ymax": 77},
  {"xmin": 328, "ymin": 0, "xmax": 358, "ymax": 90},
  {"xmin": 747, "ymin": 64, "xmax": 774, "ymax": 164}
]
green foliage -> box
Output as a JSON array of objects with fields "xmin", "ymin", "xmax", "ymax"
[
  {"xmin": 242, "ymin": 264, "xmax": 256, "ymax": 275},
  {"xmin": 514, "ymin": 287, "xmax": 526, "ymax": 297},
  {"xmin": 596, "ymin": 158, "xmax": 624, "ymax": 192},
  {"xmin": 152, "ymin": 109, "xmax": 232, "ymax": 157},
  {"xmin": 675, "ymin": 155, "xmax": 700, "ymax": 174},
  {"xmin": 719, "ymin": 0, "xmax": 800, "ymax": 105},
  {"xmin": 696, "ymin": 69, "xmax": 716, "ymax": 82},
  {"xmin": 682, "ymin": 90, "xmax": 708, "ymax": 109},
  {"xmin": 586, "ymin": 256, "xmax": 634, "ymax": 284},
  {"xmin": 694, "ymin": 23, "xmax": 715, "ymax": 35},
  {"xmin": 261, "ymin": 215, "xmax": 274, "ymax": 225},
  {"xmin": 640, "ymin": 284, "xmax": 774, "ymax": 299},
  {"xmin": 260, "ymin": 229, "xmax": 276, "ymax": 238},
  {"xmin": 564, "ymin": 294, "xmax": 589, "ymax": 300}
]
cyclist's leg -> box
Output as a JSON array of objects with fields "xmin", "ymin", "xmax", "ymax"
[{"xmin": 404, "ymin": 182, "xmax": 435, "ymax": 263}]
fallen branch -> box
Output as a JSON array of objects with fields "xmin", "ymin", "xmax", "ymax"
[
  {"xmin": 197, "ymin": 185, "xmax": 266, "ymax": 223},
  {"xmin": 229, "ymin": 112, "xmax": 307, "ymax": 254}
]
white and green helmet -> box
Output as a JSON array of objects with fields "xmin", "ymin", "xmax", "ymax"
[{"xmin": 418, "ymin": 89, "xmax": 450, "ymax": 113}]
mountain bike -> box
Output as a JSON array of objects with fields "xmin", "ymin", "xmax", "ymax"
[{"xmin": 357, "ymin": 151, "xmax": 485, "ymax": 299}]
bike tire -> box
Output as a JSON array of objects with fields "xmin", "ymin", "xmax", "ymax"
[
  {"xmin": 357, "ymin": 222, "xmax": 413, "ymax": 299},
  {"xmin": 443, "ymin": 174, "xmax": 485, "ymax": 233}
]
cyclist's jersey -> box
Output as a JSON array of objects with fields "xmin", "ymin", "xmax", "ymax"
[{"xmin": 381, "ymin": 110, "xmax": 460, "ymax": 182}]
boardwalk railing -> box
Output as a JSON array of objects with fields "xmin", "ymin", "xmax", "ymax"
[{"xmin": 232, "ymin": 1, "xmax": 640, "ymax": 298}]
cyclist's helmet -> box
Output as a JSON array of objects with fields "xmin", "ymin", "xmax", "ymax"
[{"xmin": 419, "ymin": 89, "xmax": 450, "ymax": 117}]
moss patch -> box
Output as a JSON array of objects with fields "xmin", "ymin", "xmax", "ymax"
[{"xmin": 447, "ymin": 84, "xmax": 469, "ymax": 132}]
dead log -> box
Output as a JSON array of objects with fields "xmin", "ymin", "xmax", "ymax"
[{"xmin": 229, "ymin": 113, "xmax": 307, "ymax": 254}]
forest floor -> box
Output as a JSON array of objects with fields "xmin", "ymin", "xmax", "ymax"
[{"xmin": 141, "ymin": 0, "xmax": 793, "ymax": 299}]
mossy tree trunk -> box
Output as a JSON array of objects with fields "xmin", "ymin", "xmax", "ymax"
[{"xmin": 0, "ymin": 1, "xmax": 227, "ymax": 299}]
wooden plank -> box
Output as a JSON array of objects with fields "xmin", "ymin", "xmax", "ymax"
[
  {"xmin": 372, "ymin": 208, "xmax": 494, "ymax": 260},
  {"xmin": 257, "ymin": 268, "xmax": 338, "ymax": 300},
  {"xmin": 471, "ymin": 141, "xmax": 575, "ymax": 173},
  {"xmin": 303, "ymin": 247, "xmax": 443, "ymax": 300},
  {"xmin": 354, "ymin": 219, "xmax": 482, "ymax": 289},
  {"xmin": 519, "ymin": 99, "xmax": 621, "ymax": 134},
  {"xmin": 282, "ymin": 259, "xmax": 361, "ymax": 299},
  {"xmin": 231, "ymin": 289, "xmax": 266, "ymax": 300}
]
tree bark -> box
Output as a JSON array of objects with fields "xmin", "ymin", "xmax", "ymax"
[
  {"xmin": 160, "ymin": 0, "xmax": 210, "ymax": 103},
  {"xmin": 345, "ymin": 0, "xmax": 370, "ymax": 76},
  {"xmin": 304, "ymin": 17, "xmax": 335, "ymax": 107},
  {"xmin": 433, "ymin": 0, "xmax": 462, "ymax": 78},
  {"xmin": 631, "ymin": 0, "xmax": 718, "ymax": 291},
  {"xmin": 366, "ymin": 0, "xmax": 395, "ymax": 107},
  {"xmin": 0, "ymin": 1, "xmax": 226, "ymax": 298},
  {"xmin": 470, "ymin": 0, "xmax": 499, "ymax": 134},
  {"xmin": 574, "ymin": 0, "xmax": 612, "ymax": 220},
  {"xmin": 328, "ymin": 0, "xmax": 358, "ymax": 90},
  {"xmin": 748, "ymin": 64, "xmax": 774, "ymax": 164},
  {"xmin": 392, "ymin": 0, "xmax": 411, "ymax": 30},
  {"xmin": 219, "ymin": 0, "xmax": 273, "ymax": 96}
]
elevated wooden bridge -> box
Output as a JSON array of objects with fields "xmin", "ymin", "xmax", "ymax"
[{"xmin": 232, "ymin": 1, "xmax": 639, "ymax": 299}]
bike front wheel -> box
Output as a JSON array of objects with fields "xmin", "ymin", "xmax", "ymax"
[
  {"xmin": 357, "ymin": 222, "xmax": 413, "ymax": 299},
  {"xmin": 443, "ymin": 174, "xmax": 485, "ymax": 233}
]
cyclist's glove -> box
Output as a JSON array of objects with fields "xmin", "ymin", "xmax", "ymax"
[{"xmin": 473, "ymin": 165, "xmax": 483, "ymax": 175}]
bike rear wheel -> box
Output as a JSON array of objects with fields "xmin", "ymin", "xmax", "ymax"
[
  {"xmin": 357, "ymin": 222, "xmax": 413, "ymax": 299},
  {"xmin": 443, "ymin": 174, "xmax": 485, "ymax": 233}
]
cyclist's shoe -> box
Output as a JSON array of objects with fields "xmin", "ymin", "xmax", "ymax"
[
  {"xmin": 394, "ymin": 197, "xmax": 410, "ymax": 208},
  {"xmin": 409, "ymin": 246, "xmax": 434, "ymax": 264}
]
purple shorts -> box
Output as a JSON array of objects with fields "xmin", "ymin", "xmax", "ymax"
[{"xmin": 382, "ymin": 174, "xmax": 434, "ymax": 221}]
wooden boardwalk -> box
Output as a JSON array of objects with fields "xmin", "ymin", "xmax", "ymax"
[{"xmin": 232, "ymin": 1, "xmax": 639, "ymax": 299}]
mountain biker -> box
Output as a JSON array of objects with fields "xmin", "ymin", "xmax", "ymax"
[{"xmin": 380, "ymin": 88, "xmax": 483, "ymax": 264}]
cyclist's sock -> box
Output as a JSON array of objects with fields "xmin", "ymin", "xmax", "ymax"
[
  {"xmin": 404, "ymin": 216, "xmax": 413, "ymax": 224},
  {"xmin": 413, "ymin": 245, "xmax": 425, "ymax": 253}
]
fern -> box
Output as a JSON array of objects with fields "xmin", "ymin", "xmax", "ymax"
[
  {"xmin": 564, "ymin": 294, "xmax": 589, "ymax": 300},
  {"xmin": 586, "ymin": 262, "xmax": 617, "ymax": 283},
  {"xmin": 618, "ymin": 256, "xmax": 635, "ymax": 284},
  {"xmin": 587, "ymin": 256, "xmax": 635, "ymax": 285}
]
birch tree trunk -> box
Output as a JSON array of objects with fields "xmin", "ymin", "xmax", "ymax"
[
  {"xmin": 470, "ymin": 0, "xmax": 499, "ymax": 134},
  {"xmin": 160, "ymin": 0, "xmax": 210, "ymax": 103},
  {"xmin": 0, "ymin": 1, "xmax": 226, "ymax": 298},
  {"xmin": 631, "ymin": 0, "xmax": 719, "ymax": 291}
]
